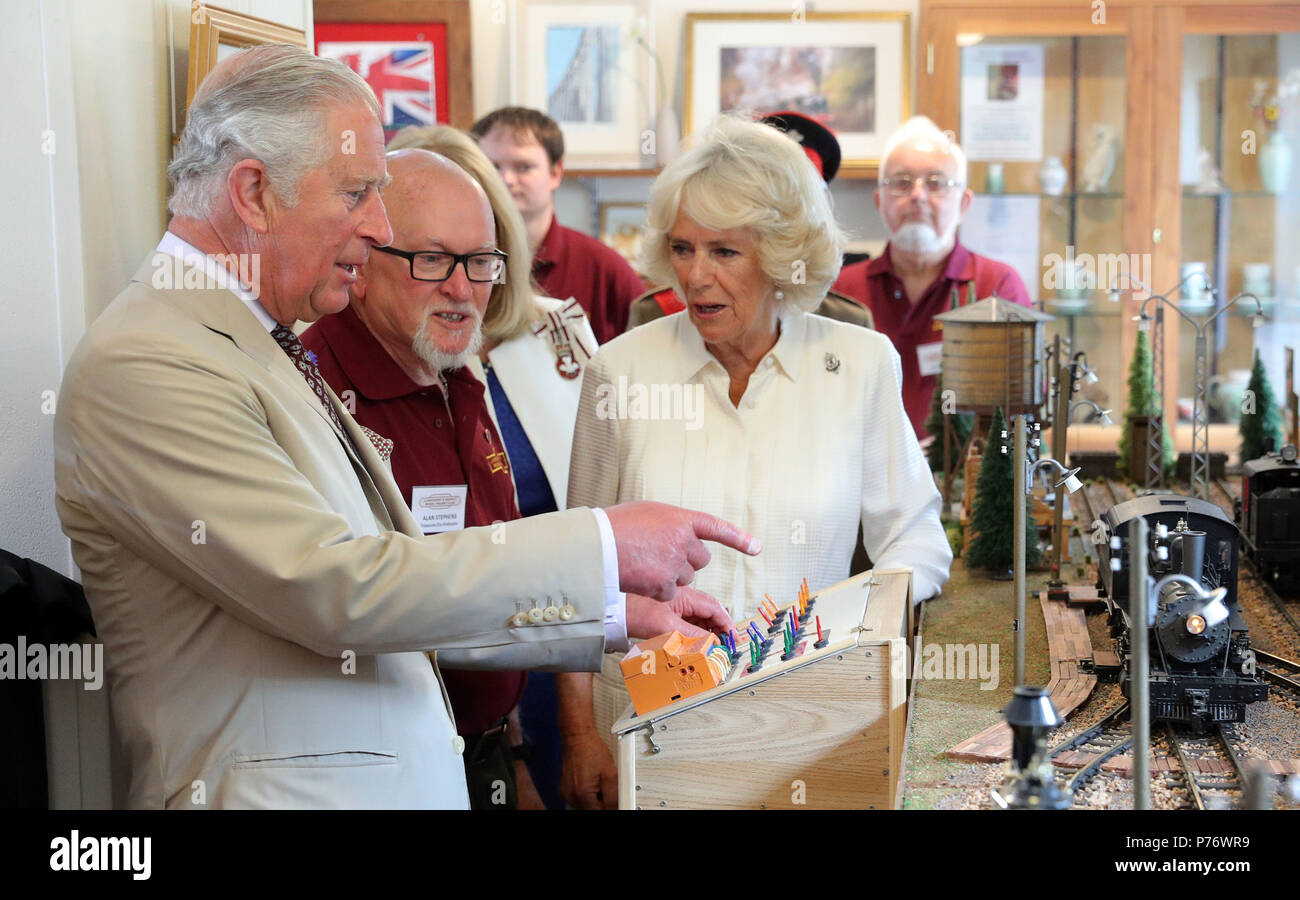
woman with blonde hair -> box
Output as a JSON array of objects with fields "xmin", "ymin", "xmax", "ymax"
[
  {"xmin": 387, "ymin": 124, "xmax": 600, "ymax": 809},
  {"xmin": 557, "ymin": 116, "xmax": 952, "ymax": 808}
]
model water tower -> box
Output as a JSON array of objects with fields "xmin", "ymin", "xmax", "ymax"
[{"xmin": 935, "ymin": 296, "xmax": 1054, "ymax": 417}]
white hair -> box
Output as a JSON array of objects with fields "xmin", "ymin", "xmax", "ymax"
[
  {"xmin": 642, "ymin": 116, "xmax": 846, "ymax": 315},
  {"xmin": 168, "ymin": 44, "xmax": 380, "ymax": 218},
  {"xmin": 879, "ymin": 115, "xmax": 968, "ymax": 186}
]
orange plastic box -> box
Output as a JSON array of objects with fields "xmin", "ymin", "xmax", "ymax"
[{"xmin": 620, "ymin": 631, "xmax": 727, "ymax": 716}]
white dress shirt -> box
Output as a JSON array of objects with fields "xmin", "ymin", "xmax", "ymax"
[{"xmin": 568, "ymin": 308, "xmax": 951, "ymax": 620}]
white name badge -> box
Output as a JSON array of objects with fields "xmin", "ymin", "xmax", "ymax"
[
  {"xmin": 917, "ymin": 341, "xmax": 944, "ymax": 377},
  {"xmin": 411, "ymin": 485, "xmax": 468, "ymax": 534}
]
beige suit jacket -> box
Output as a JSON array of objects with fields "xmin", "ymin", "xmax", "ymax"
[{"xmin": 53, "ymin": 252, "xmax": 607, "ymax": 809}]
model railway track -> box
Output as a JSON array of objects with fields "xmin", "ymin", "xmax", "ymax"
[
  {"xmin": 1256, "ymin": 649, "xmax": 1300, "ymax": 697},
  {"xmin": 1253, "ymin": 567, "xmax": 1300, "ymax": 640},
  {"xmin": 1052, "ymin": 701, "xmax": 1130, "ymax": 758},
  {"xmin": 1213, "ymin": 477, "xmax": 1239, "ymax": 507},
  {"xmin": 1051, "ymin": 702, "xmax": 1132, "ymax": 800},
  {"xmin": 1161, "ymin": 723, "xmax": 1247, "ymax": 810},
  {"xmin": 1100, "ymin": 478, "xmax": 1122, "ymax": 509}
]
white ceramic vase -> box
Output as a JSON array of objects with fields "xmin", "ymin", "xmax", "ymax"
[
  {"xmin": 1038, "ymin": 157, "xmax": 1068, "ymax": 195},
  {"xmin": 654, "ymin": 104, "xmax": 680, "ymax": 167},
  {"xmin": 1258, "ymin": 131, "xmax": 1292, "ymax": 195}
]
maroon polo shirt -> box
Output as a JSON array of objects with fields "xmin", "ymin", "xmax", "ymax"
[
  {"xmin": 533, "ymin": 215, "xmax": 645, "ymax": 344},
  {"xmin": 834, "ymin": 241, "xmax": 1031, "ymax": 440},
  {"xmin": 301, "ymin": 304, "xmax": 524, "ymax": 736}
]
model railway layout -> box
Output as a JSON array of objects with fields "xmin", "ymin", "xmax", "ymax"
[{"xmin": 956, "ymin": 464, "xmax": 1300, "ymax": 810}]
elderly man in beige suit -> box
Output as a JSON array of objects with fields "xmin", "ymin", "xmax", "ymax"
[{"xmin": 52, "ymin": 45, "xmax": 755, "ymax": 809}]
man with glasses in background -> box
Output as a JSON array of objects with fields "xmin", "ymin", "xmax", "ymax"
[
  {"xmin": 834, "ymin": 116, "xmax": 1031, "ymax": 441},
  {"xmin": 301, "ymin": 148, "xmax": 537, "ymax": 809}
]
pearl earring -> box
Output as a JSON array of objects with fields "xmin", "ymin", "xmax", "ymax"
[{"xmin": 774, "ymin": 289, "xmax": 785, "ymax": 301}]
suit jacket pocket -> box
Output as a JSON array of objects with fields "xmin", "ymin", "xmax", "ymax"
[
  {"xmin": 216, "ymin": 750, "xmax": 406, "ymax": 809},
  {"xmin": 231, "ymin": 750, "xmax": 399, "ymax": 769}
]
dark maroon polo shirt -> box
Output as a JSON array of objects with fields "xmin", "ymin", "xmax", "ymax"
[
  {"xmin": 301, "ymin": 303, "xmax": 523, "ymax": 736},
  {"xmin": 834, "ymin": 241, "xmax": 1032, "ymax": 440},
  {"xmin": 532, "ymin": 215, "xmax": 646, "ymax": 344}
]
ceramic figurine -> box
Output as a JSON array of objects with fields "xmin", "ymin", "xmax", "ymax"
[
  {"xmin": 1081, "ymin": 123, "xmax": 1118, "ymax": 192},
  {"xmin": 1194, "ymin": 148, "xmax": 1224, "ymax": 194}
]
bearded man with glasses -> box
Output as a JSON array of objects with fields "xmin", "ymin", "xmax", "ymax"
[
  {"xmin": 834, "ymin": 116, "xmax": 1031, "ymax": 442},
  {"xmin": 301, "ymin": 149, "xmax": 536, "ymax": 808}
]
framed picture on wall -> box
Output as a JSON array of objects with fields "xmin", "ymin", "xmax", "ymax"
[
  {"xmin": 185, "ymin": 4, "xmax": 308, "ymax": 119},
  {"xmin": 598, "ymin": 201, "xmax": 649, "ymax": 271},
  {"xmin": 315, "ymin": 0, "xmax": 473, "ymax": 133},
  {"xmin": 514, "ymin": 1, "xmax": 654, "ymax": 169},
  {"xmin": 684, "ymin": 11, "xmax": 910, "ymax": 175}
]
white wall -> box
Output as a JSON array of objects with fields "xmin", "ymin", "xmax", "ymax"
[
  {"xmin": 470, "ymin": 0, "xmax": 917, "ymax": 247},
  {"xmin": 72, "ymin": 0, "xmax": 313, "ymax": 326},
  {"xmin": 2, "ymin": 0, "xmax": 87, "ymax": 574}
]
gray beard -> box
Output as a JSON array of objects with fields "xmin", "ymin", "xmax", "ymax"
[
  {"xmin": 890, "ymin": 221, "xmax": 957, "ymax": 259},
  {"xmin": 411, "ymin": 307, "xmax": 483, "ymax": 375}
]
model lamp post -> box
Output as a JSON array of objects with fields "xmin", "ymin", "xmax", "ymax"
[
  {"xmin": 994, "ymin": 685, "xmax": 1069, "ymax": 810},
  {"xmin": 1043, "ymin": 339, "xmax": 1102, "ymax": 590},
  {"xmin": 1070, "ymin": 400, "xmax": 1114, "ymax": 425},
  {"xmin": 1072, "ymin": 351, "xmax": 1100, "ymax": 385},
  {"xmin": 1011, "ymin": 446, "xmax": 1083, "ymax": 687}
]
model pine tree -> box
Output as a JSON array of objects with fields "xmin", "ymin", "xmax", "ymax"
[
  {"xmin": 966, "ymin": 407, "xmax": 1042, "ymax": 572},
  {"xmin": 924, "ymin": 374, "xmax": 973, "ymax": 472},
  {"xmin": 1116, "ymin": 328, "xmax": 1175, "ymax": 478},
  {"xmin": 1240, "ymin": 349, "xmax": 1282, "ymax": 462}
]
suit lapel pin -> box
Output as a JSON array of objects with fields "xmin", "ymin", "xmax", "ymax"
[{"xmin": 825, "ymin": 352, "xmax": 841, "ymax": 373}]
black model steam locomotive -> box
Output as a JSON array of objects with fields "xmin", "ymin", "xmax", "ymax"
[
  {"xmin": 1096, "ymin": 494, "xmax": 1267, "ymax": 731},
  {"xmin": 1236, "ymin": 442, "xmax": 1300, "ymax": 587}
]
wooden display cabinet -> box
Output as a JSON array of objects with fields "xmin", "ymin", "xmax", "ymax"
[{"xmin": 919, "ymin": 1, "xmax": 1300, "ymax": 445}]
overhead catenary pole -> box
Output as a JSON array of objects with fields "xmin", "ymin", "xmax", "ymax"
[{"xmin": 1133, "ymin": 291, "xmax": 1262, "ymax": 501}]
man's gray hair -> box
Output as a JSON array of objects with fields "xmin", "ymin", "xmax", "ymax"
[
  {"xmin": 168, "ymin": 44, "xmax": 380, "ymax": 218},
  {"xmin": 880, "ymin": 115, "xmax": 968, "ymax": 186}
]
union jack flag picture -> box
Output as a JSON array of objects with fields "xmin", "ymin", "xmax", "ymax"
[{"xmin": 316, "ymin": 23, "xmax": 452, "ymax": 138}]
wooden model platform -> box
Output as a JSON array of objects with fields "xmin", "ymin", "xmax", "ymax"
[{"xmin": 944, "ymin": 589, "xmax": 1097, "ymax": 763}]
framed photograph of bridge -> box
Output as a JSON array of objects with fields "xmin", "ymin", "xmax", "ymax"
[
  {"xmin": 684, "ymin": 11, "xmax": 910, "ymax": 176},
  {"xmin": 514, "ymin": 1, "xmax": 653, "ymax": 169}
]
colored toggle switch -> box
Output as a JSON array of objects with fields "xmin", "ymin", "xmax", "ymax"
[{"xmin": 814, "ymin": 615, "xmax": 829, "ymax": 649}]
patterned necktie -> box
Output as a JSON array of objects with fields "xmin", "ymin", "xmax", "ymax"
[{"xmin": 271, "ymin": 325, "xmax": 346, "ymax": 434}]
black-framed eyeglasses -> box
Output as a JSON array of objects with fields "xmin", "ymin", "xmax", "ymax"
[
  {"xmin": 879, "ymin": 173, "xmax": 962, "ymax": 197},
  {"xmin": 374, "ymin": 245, "xmax": 508, "ymax": 283}
]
